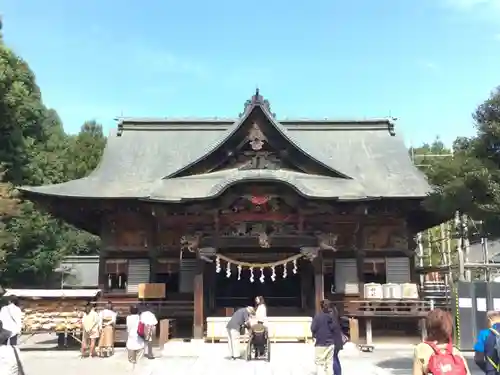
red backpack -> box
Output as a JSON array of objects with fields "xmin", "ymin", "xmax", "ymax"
[
  {"xmin": 137, "ymin": 321, "xmax": 145, "ymax": 338},
  {"xmin": 425, "ymin": 341, "xmax": 467, "ymax": 375}
]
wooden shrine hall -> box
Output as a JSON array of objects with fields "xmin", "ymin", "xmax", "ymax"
[{"xmin": 20, "ymin": 90, "xmax": 436, "ymax": 341}]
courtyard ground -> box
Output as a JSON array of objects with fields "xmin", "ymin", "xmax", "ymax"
[{"xmin": 16, "ymin": 334, "xmax": 483, "ymax": 375}]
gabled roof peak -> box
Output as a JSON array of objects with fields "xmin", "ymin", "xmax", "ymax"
[{"xmin": 240, "ymin": 88, "xmax": 276, "ymax": 118}]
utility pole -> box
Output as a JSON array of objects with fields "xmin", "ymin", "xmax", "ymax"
[
  {"xmin": 416, "ymin": 232, "xmax": 424, "ymax": 287},
  {"xmin": 456, "ymin": 211, "xmax": 466, "ymax": 281},
  {"xmin": 480, "ymin": 220, "xmax": 490, "ymax": 281},
  {"xmin": 464, "ymin": 220, "xmax": 471, "ymax": 281},
  {"xmin": 440, "ymin": 223, "xmax": 447, "ymax": 267}
]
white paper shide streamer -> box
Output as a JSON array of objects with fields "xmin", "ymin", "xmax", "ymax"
[{"xmin": 213, "ymin": 254, "xmax": 302, "ymax": 283}]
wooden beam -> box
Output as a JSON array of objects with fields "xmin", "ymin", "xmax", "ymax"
[
  {"xmin": 313, "ymin": 254, "xmax": 324, "ymax": 314},
  {"xmin": 355, "ymin": 223, "xmax": 365, "ymax": 296},
  {"xmin": 193, "ymin": 256, "xmax": 204, "ymax": 339}
]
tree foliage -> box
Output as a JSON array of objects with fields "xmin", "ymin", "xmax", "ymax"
[
  {"xmin": 0, "ymin": 33, "xmax": 105, "ymax": 286},
  {"xmin": 415, "ymin": 87, "xmax": 500, "ymax": 238}
]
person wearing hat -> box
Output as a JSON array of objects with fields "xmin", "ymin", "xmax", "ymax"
[
  {"xmin": 226, "ymin": 306, "xmax": 255, "ymax": 360},
  {"xmin": 0, "ymin": 321, "xmax": 22, "ymax": 375}
]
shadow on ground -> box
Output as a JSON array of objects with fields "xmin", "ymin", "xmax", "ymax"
[{"xmin": 377, "ymin": 355, "xmax": 479, "ymax": 373}]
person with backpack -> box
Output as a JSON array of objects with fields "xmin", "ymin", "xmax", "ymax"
[
  {"xmin": 473, "ymin": 310, "xmax": 499, "ymax": 372},
  {"xmin": 412, "ymin": 308, "xmax": 471, "ymax": 375},
  {"xmin": 484, "ymin": 310, "xmax": 500, "ymax": 375},
  {"xmin": 139, "ymin": 303, "xmax": 158, "ymax": 360},
  {"xmin": 126, "ymin": 305, "xmax": 144, "ymax": 365}
]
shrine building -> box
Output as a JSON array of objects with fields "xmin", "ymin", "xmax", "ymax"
[{"xmin": 19, "ymin": 90, "xmax": 435, "ymax": 341}]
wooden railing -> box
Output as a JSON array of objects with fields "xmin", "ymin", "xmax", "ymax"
[{"xmin": 96, "ymin": 298, "xmax": 193, "ymax": 319}]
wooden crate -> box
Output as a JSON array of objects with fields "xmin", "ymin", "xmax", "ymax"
[{"xmin": 138, "ymin": 283, "xmax": 166, "ymax": 299}]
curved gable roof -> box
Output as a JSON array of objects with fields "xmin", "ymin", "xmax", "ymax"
[
  {"xmin": 168, "ymin": 89, "xmax": 350, "ymax": 180},
  {"xmin": 18, "ymin": 90, "xmax": 430, "ymax": 201}
]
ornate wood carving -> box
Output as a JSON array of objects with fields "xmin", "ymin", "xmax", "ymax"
[
  {"xmin": 180, "ymin": 232, "xmax": 202, "ymax": 252},
  {"xmin": 102, "ymin": 212, "xmax": 149, "ymax": 250},
  {"xmin": 158, "ymin": 229, "xmax": 179, "ymax": 249},
  {"xmin": 240, "ymin": 88, "xmax": 276, "ymax": 117},
  {"xmin": 362, "ymin": 224, "xmax": 408, "ymax": 250},
  {"xmin": 237, "ymin": 151, "xmax": 282, "ymax": 170},
  {"xmin": 300, "ymin": 247, "xmax": 320, "ymax": 261},
  {"xmin": 316, "ymin": 232, "xmax": 338, "ymax": 251},
  {"xmin": 248, "ymin": 122, "xmax": 267, "ymax": 151}
]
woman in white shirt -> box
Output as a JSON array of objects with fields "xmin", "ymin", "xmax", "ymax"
[
  {"xmin": 98, "ymin": 301, "xmax": 117, "ymax": 357},
  {"xmin": 81, "ymin": 304, "xmax": 100, "ymax": 357},
  {"xmin": 255, "ymin": 296, "xmax": 267, "ymax": 324},
  {"xmin": 126, "ymin": 305, "xmax": 144, "ymax": 364}
]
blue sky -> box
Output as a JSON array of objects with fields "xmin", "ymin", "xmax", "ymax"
[{"xmin": 3, "ymin": 0, "xmax": 500, "ymax": 146}]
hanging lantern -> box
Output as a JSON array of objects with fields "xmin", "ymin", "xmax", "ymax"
[
  {"xmin": 237, "ymin": 265, "xmax": 242, "ymax": 280},
  {"xmin": 259, "ymin": 267, "xmax": 265, "ymax": 283},
  {"xmin": 292, "ymin": 259, "xmax": 298, "ymax": 274},
  {"xmin": 283, "ymin": 263, "xmax": 288, "ymax": 278},
  {"xmin": 108, "ymin": 274, "xmax": 112, "ymax": 288},
  {"xmin": 271, "ymin": 266, "xmax": 276, "ymax": 281},
  {"xmin": 215, "ymin": 256, "xmax": 221, "ymax": 273},
  {"xmin": 250, "ymin": 267, "xmax": 255, "ymax": 283},
  {"xmin": 226, "ymin": 263, "xmax": 231, "ymax": 278}
]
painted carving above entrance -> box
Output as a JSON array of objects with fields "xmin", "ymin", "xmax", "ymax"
[
  {"xmin": 362, "ymin": 225, "xmax": 408, "ymax": 250},
  {"xmin": 217, "ymin": 121, "xmax": 293, "ymax": 172}
]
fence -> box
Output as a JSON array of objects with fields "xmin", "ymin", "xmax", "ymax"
[{"xmin": 454, "ymin": 281, "xmax": 500, "ymax": 351}]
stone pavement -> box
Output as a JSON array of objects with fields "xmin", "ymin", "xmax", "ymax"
[{"xmin": 17, "ymin": 341, "xmax": 391, "ymax": 375}]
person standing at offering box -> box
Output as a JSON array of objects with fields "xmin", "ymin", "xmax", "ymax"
[
  {"xmin": 98, "ymin": 301, "xmax": 117, "ymax": 357},
  {"xmin": 126, "ymin": 305, "xmax": 144, "ymax": 365},
  {"xmin": 139, "ymin": 304, "xmax": 158, "ymax": 360},
  {"xmin": 226, "ymin": 306, "xmax": 255, "ymax": 360}
]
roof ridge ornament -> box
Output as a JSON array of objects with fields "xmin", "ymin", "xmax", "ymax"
[{"xmin": 239, "ymin": 88, "xmax": 276, "ymax": 118}]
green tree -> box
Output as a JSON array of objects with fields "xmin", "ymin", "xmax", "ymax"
[
  {"xmin": 417, "ymin": 87, "xmax": 500, "ymax": 238},
  {"xmin": 66, "ymin": 120, "xmax": 106, "ymax": 179},
  {"xmin": 0, "ymin": 32, "xmax": 105, "ymax": 286}
]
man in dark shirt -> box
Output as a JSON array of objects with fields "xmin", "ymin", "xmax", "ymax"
[
  {"xmin": 226, "ymin": 306, "xmax": 254, "ymax": 359},
  {"xmin": 311, "ymin": 300, "xmax": 342, "ymax": 375}
]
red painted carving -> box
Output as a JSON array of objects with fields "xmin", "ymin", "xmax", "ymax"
[{"xmin": 250, "ymin": 195, "xmax": 270, "ymax": 205}]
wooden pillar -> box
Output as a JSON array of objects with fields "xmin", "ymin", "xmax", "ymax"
[
  {"xmin": 148, "ymin": 212, "xmax": 159, "ymax": 283},
  {"xmin": 355, "ymin": 222, "xmax": 365, "ymax": 296},
  {"xmin": 355, "ymin": 251, "xmax": 365, "ymax": 297},
  {"xmin": 98, "ymin": 250, "xmax": 108, "ymax": 291},
  {"xmin": 193, "ymin": 256, "xmax": 204, "ymax": 339},
  {"xmin": 313, "ymin": 254, "xmax": 324, "ymax": 314}
]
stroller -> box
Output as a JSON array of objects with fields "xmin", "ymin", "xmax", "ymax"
[{"xmin": 245, "ymin": 321, "xmax": 271, "ymax": 362}]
